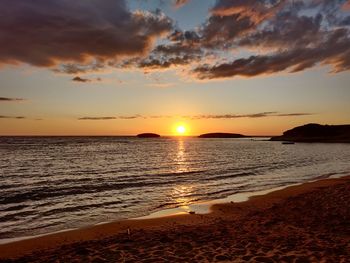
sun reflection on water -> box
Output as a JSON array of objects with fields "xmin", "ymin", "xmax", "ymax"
[
  {"xmin": 171, "ymin": 139, "xmax": 196, "ymax": 208},
  {"xmin": 172, "ymin": 184, "xmax": 195, "ymax": 207},
  {"xmin": 175, "ymin": 139, "xmax": 187, "ymax": 173}
]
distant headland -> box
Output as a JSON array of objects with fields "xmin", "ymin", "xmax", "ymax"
[
  {"xmin": 198, "ymin": 133, "xmax": 247, "ymax": 138},
  {"xmin": 137, "ymin": 133, "xmax": 160, "ymax": 138},
  {"xmin": 270, "ymin": 123, "xmax": 350, "ymax": 143}
]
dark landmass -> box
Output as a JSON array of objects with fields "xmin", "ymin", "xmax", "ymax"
[
  {"xmin": 270, "ymin": 123, "xmax": 350, "ymax": 143},
  {"xmin": 198, "ymin": 133, "xmax": 247, "ymax": 138},
  {"xmin": 137, "ymin": 133, "xmax": 160, "ymax": 138}
]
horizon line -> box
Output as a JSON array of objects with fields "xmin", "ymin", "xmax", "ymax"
[{"xmin": 0, "ymin": 134, "xmax": 277, "ymax": 137}]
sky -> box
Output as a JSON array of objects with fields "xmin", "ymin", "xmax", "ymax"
[{"xmin": 0, "ymin": 0, "xmax": 350, "ymax": 136}]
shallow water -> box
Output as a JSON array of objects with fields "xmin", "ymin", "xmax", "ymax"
[{"xmin": 1, "ymin": 136, "xmax": 350, "ymax": 242}]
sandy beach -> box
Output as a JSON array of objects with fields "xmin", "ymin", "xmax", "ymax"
[{"xmin": 0, "ymin": 176, "xmax": 349, "ymax": 262}]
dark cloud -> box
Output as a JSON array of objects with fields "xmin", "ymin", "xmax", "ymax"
[
  {"xmin": 72, "ymin": 77, "xmax": 91, "ymax": 83},
  {"xmin": 200, "ymin": 14, "xmax": 255, "ymax": 48},
  {"xmin": 153, "ymin": 43, "xmax": 201, "ymax": 55},
  {"xmin": 78, "ymin": 115, "xmax": 142, "ymax": 120},
  {"xmin": 339, "ymin": 15, "xmax": 350, "ymax": 26},
  {"xmin": 198, "ymin": 0, "xmax": 287, "ymax": 48},
  {"xmin": 0, "ymin": 97, "xmax": 25, "ymax": 102},
  {"xmin": 194, "ymin": 28, "xmax": 350, "ymax": 79},
  {"xmin": 72, "ymin": 76, "xmax": 101, "ymax": 83},
  {"xmin": 238, "ymin": 12, "xmax": 324, "ymax": 49},
  {"xmin": 168, "ymin": 30, "xmax": 200, "ymax": 43},
  {"xmin": 138, "ymin": 54, "xmax": 197, "ymax": 69},
  {"xmin": 193, "ymin": 0, "xmax": 350, "ymax": 78},
  {"xmin": 126, "ymin": 30, "xmax": 203, "ymax": 70},
  {"xmin": 0, "ymin": 0, "xmax": 173, "ymax": 69},
  {"xmin": 0, "ymin": 115, "xmax": 26, "ymax": 119},
  {"xmin": 129, "ymin": 0, "xmax": 350, "ymax": 78},
  {"xmin": 1, "ymin": 0, "xmax": 349, "ymax": 79},
  {"xmin": 55, "ymin": 61, "xmax": 106, "ymax": 74}
]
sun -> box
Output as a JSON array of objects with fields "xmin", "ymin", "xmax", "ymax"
[
  {"xmin": 176, "ymin": 125, "xmax": 186, "ymax": 135},
  {"xmin": 173, "ymin": 122, "xmax": 189, "ymax": 136}
]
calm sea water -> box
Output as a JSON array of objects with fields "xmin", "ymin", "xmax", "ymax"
[{"xmin": 1, "ymin": 136, "xmax": 350, "ymax": 242}]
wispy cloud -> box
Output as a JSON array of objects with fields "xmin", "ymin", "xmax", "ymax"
[
  {"xmin": 0, "ymin": 115, "xmax": 26, "ymax": 119},
  {"xmin": 275, "ymin": 113, "xmax": 314, "ymax": 117},
  {"xmin": 78, "ymin": 115, "xmax": 143, "ymax": 120},
  {"xmin": 146, "ymin": 83, "xmax": 175, "ymax": 88},
  {"xmin": 119, "ymin": 115, "xmax": 144, "ymax": 119},
  {"xmin": 78, "ymin": 117, "xmax": 117, "ymax": 120},
  {"xmin": 189, "ymin": 112, "xmax": 313, "ymax": 119},
  {"xmin": 72, "ymin": 76, "xmax": 101, "ymax": 83},
  {"xmin": 78, "ymin": 112, "xmax": 313, "ymax": 120},
  {"xmin": 173, "ymin": 0, "xmax": 191, "ymax": 8},
  {"xmin": 0, "ymin": 97, "xmax": 26, "ymax": 102}
]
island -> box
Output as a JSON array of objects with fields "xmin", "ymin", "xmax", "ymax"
[
  {"xmin": 270, "ymin": 123, "xmax": 350, "ymax": 143},
  {"xmin": 198, "ymin": 133, "xmax": 247, "ymax": 138},
  {"xmin": 137, "ymin": 133, "xmax": 160, "ymax": 138}
]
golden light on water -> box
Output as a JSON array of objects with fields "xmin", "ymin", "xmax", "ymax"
[
  {"xmin": 173, "ymin": 185, "xmax": 194, "ymax": 207},
  {"xmin": 172, "ymin": 139, "xmax": 195, "ymax": 208}
]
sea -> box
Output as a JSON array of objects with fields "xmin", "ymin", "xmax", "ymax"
[{"xmin": 1, "ymin": 136, "xmax": 350, "ymax": 243}]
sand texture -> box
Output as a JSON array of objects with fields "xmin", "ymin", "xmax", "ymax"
[{"xmin": 0, "ymin": 176, "xmax": 349, "ymax": 262}]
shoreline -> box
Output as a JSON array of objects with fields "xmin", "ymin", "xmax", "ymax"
[
  {"xmin": 0, "ymin": 175, "xmax": 349, "ymax": 261},
  {"xmin": 0, "ymin": 184, "xmax": 293, "ymax": 246},
  {"xmin": 0, "ymin": 173, "xmax": 342, "ymax": 246}
]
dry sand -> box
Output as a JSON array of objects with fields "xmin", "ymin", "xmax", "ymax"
[{"xmin": 0, "ymin": 176, "xmax": 349, "ymax": 262}]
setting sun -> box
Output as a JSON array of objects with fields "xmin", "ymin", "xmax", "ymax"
[{"xmin": 176, "ymin": 125, "xmax": 186, "ymax": 134}]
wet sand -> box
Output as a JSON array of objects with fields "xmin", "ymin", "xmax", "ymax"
[{"xmin": 0, "ymin": 176, "xmax": 349, "ymax": 262}]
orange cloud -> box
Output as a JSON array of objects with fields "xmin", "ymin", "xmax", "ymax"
[
  {"xmin": 211, "ymin": 0, "xmax": 286, "ymax": 24},
  {"xmin": 174, "ymin": 0, "xmax": 190, "ymax": 8},
  {"xmin": 343, "ymin": 0, "xmax": 350, "ymax": 10}
]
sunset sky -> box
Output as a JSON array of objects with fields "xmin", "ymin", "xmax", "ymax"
[{"xmin": 1, "ymin": 0, "xmax": 350, "ymax": 136}]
